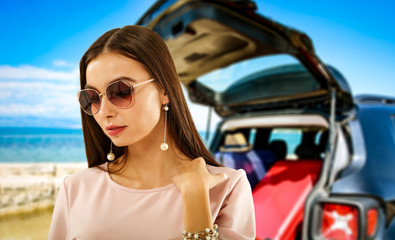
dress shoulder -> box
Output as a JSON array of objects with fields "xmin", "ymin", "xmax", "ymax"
[
  {"xmin": 63, "ymin": 164, "xmax": 105, "ymax": 187},
  {"xmin": 206, "ymin": 164, "xmax": 249, "ymax": 192}
]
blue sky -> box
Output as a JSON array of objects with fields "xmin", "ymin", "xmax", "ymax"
[{"xmin": 0, "ymin": 0, "xmax": 394, "ymax": 129}]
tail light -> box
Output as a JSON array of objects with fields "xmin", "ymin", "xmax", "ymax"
[
  {"xmin": 310, "ymin": 197, "xmax": 380, "ymax": 240},
  {"xmin": 321, "ymin": 203, "xmax": 358, "ymax": 240},
  {"xmin": 366, "ymin": 208, "xmax": 378, "ymax": 236}
]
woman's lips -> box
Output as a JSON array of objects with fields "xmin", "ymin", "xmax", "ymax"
[{"xmin": 106, "ymin": 126, "xmax": 126, "ymax": 136}]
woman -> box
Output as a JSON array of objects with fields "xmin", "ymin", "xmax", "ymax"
[{"xmin": 48, "ymin": 25, "xmax": 255, "ymax": 240}]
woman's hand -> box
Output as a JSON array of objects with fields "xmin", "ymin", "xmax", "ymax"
[
  {"xmin": 172, "ymin": 157, "xmax": 226, "ymax": 193},
  {"xmin": 172, "ymin": 157, "xmax": 227, "ymax": 232}
]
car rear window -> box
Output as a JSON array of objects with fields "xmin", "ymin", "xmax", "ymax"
[{"xmin": 197, "ymin": 54, "xmax": 309, "ymax": 92}]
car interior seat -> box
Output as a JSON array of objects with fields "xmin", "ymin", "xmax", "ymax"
[
  {"xmin": 295, "ymin": 131, "xmax": 320, "ymax": 159},
  {"xmin": 253, "ymin": 159, "xmax": 322, "ymax": 240},
  {"xmin": 215, "ymin": 132, "xmax": 276, "ymax": 189}
]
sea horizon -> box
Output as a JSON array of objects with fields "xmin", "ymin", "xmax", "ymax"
[
  {"xmin": 0, "ymin": 126, "xmax": 212, "ymax": 163},
  {"xmin": 0, "ymin": 126, "xmax": 86, "ymax": 163},
  {"xmin": 0, "ymin": 126, "xmax": 302, "ymax": 163}
]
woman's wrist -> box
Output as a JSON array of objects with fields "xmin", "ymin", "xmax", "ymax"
[
  {"xmin": 181, "ymin": 185, "xmax": 213, "ymax": 232},
  {"xmin": 183, "ymin": 224, "xmax": 219, "ymax": 240},
  {"xmin": 171, "ymin": 157, "xmax": 225, "ymax": 235}
]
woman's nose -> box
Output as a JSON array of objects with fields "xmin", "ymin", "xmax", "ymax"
[{"xmin": 98, "ymin": 94, "xmax": 116, "ymax": 118}]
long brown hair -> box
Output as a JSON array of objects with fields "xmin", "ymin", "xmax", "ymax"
[{"xmin": 79, "ymin": 25, "xmax": 220, "ymax": 168}]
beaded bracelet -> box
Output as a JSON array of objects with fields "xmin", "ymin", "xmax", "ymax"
[{"xmin": 183, "ymin": 224, "xmax": 219, "ymax": 240}]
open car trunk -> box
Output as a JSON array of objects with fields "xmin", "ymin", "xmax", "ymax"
[
  {"xmin": 212, "ymin": 114, "xmax": 329, "ymax": 239},
  {"xmin": 138, "ymin": 0, "xmax": 353, "ymax": 116}
]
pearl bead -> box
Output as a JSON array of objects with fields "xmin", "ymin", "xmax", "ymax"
[
  {"xmin": 107, "ymin": 152, "xmax": 115, "ymax": 161},
  {"xmin": 160, "ymin": 143, "xmax": 168, "ymax": 151}
]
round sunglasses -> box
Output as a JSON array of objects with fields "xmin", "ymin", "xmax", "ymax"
[{"xmin": 77, "ymin": 79, "xmax": 155, "ymax": 115}]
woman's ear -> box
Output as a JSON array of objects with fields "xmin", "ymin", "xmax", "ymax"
[{"xmin": 162, "ymin": 92, "xmax": 169, "ymax": 105}]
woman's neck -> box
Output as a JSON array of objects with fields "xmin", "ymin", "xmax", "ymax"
[{"xmin": 109, "ymin": 137, "xmax": 190, "ymax": 189}]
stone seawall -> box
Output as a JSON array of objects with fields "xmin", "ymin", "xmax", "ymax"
[{"xmin": 0, "ymin": 163, "xmax": 87, "ymax": 217}]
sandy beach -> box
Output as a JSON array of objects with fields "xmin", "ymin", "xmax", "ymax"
[
  {"xmin": 0, "ymin": 163, "xmax": 86, "ymax": 239},
  {"xmin": 0, "ymin": 163, "xmax": 86, "ymax": 217}
]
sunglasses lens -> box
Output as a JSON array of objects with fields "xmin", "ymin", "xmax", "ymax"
[
  {"xmin": 78, "ymin": 90, "xmax": 100, "ymax": 115},
  {"xmin": 106, "ymin": 81, "xmax": 132, "ymax": 107}
]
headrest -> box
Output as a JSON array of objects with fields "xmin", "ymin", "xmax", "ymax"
[
  {"xmin": 269, "ymin": 140, "xmax": 287, "ymax": 160},
  {"xmin": 295, "ymin": 143, "xmax": 319, "ymax": 159},
  {"xmin": 220, "ymin": 132, "xmax": 251, "ymax": 152}
]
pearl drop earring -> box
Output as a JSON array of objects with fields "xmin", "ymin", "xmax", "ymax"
[
  {"xmin": 107, "ymin": 141, "xmax": 115, "ymax": 161},
  {"xmin": 160, "ymin": 104, "xmax": 169, "ymax": 151}
]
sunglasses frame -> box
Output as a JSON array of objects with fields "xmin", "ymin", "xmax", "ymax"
[{"xmin": 78, "ymin": 78, "xmax": 155, "ymax": 115}]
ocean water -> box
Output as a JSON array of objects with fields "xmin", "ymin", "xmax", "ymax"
[
  {"xmin": 0, "ymin": 127, "xmax": 211, "ymax": 163},
  {"xmin": 0, "ymin": 127, "xmax": 86, "ymax": 163},
  {"xmin": 0, "ymin": 127, "xmax": 302, "ymax": 163}
]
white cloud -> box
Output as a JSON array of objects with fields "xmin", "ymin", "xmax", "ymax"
[
  {"xmin": 0, "ymin": 82, "xmax": 78, "ymax": 99},
  {"xmin": 0, "ymin": 65, "xmax": 78, "ymax": 81},
  {"xmin": 0, "ymin": 63, "xmax": 80, "ymax": 119},
  {"xmin": 53, "ymin": 60, "xmax": 70, "ymax": 67},
  {"xmin": 0, "ymin": 80, "xmax": 80, "ymax": 119},
  {"xmin": 0, "ymin": 103, "xmax": 55, "ymax": 116},
  {"xmin": 0, "ymin": 64, "xmax": 223, "ymax": 129},
  {"xmin": 0, "ymin": 91, "xmax": 12, "ymax": 99},
  {"xmin": 0, "ymin": 101, "xmax": 80, "ymax": 118}
]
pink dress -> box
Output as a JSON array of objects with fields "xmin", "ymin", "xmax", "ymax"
[{"xmin": 48, "ymin": 163, "xmax": 255, "ymax": 239}]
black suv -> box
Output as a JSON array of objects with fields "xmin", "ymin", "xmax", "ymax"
[{"xmin": 138, "ymin": 0, "xmax": 395, "ymax": 239}]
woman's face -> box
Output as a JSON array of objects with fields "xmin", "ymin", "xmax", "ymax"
[{"xmin": 85, "ymin": 52, "xmax": 167, "ymax": 147}]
